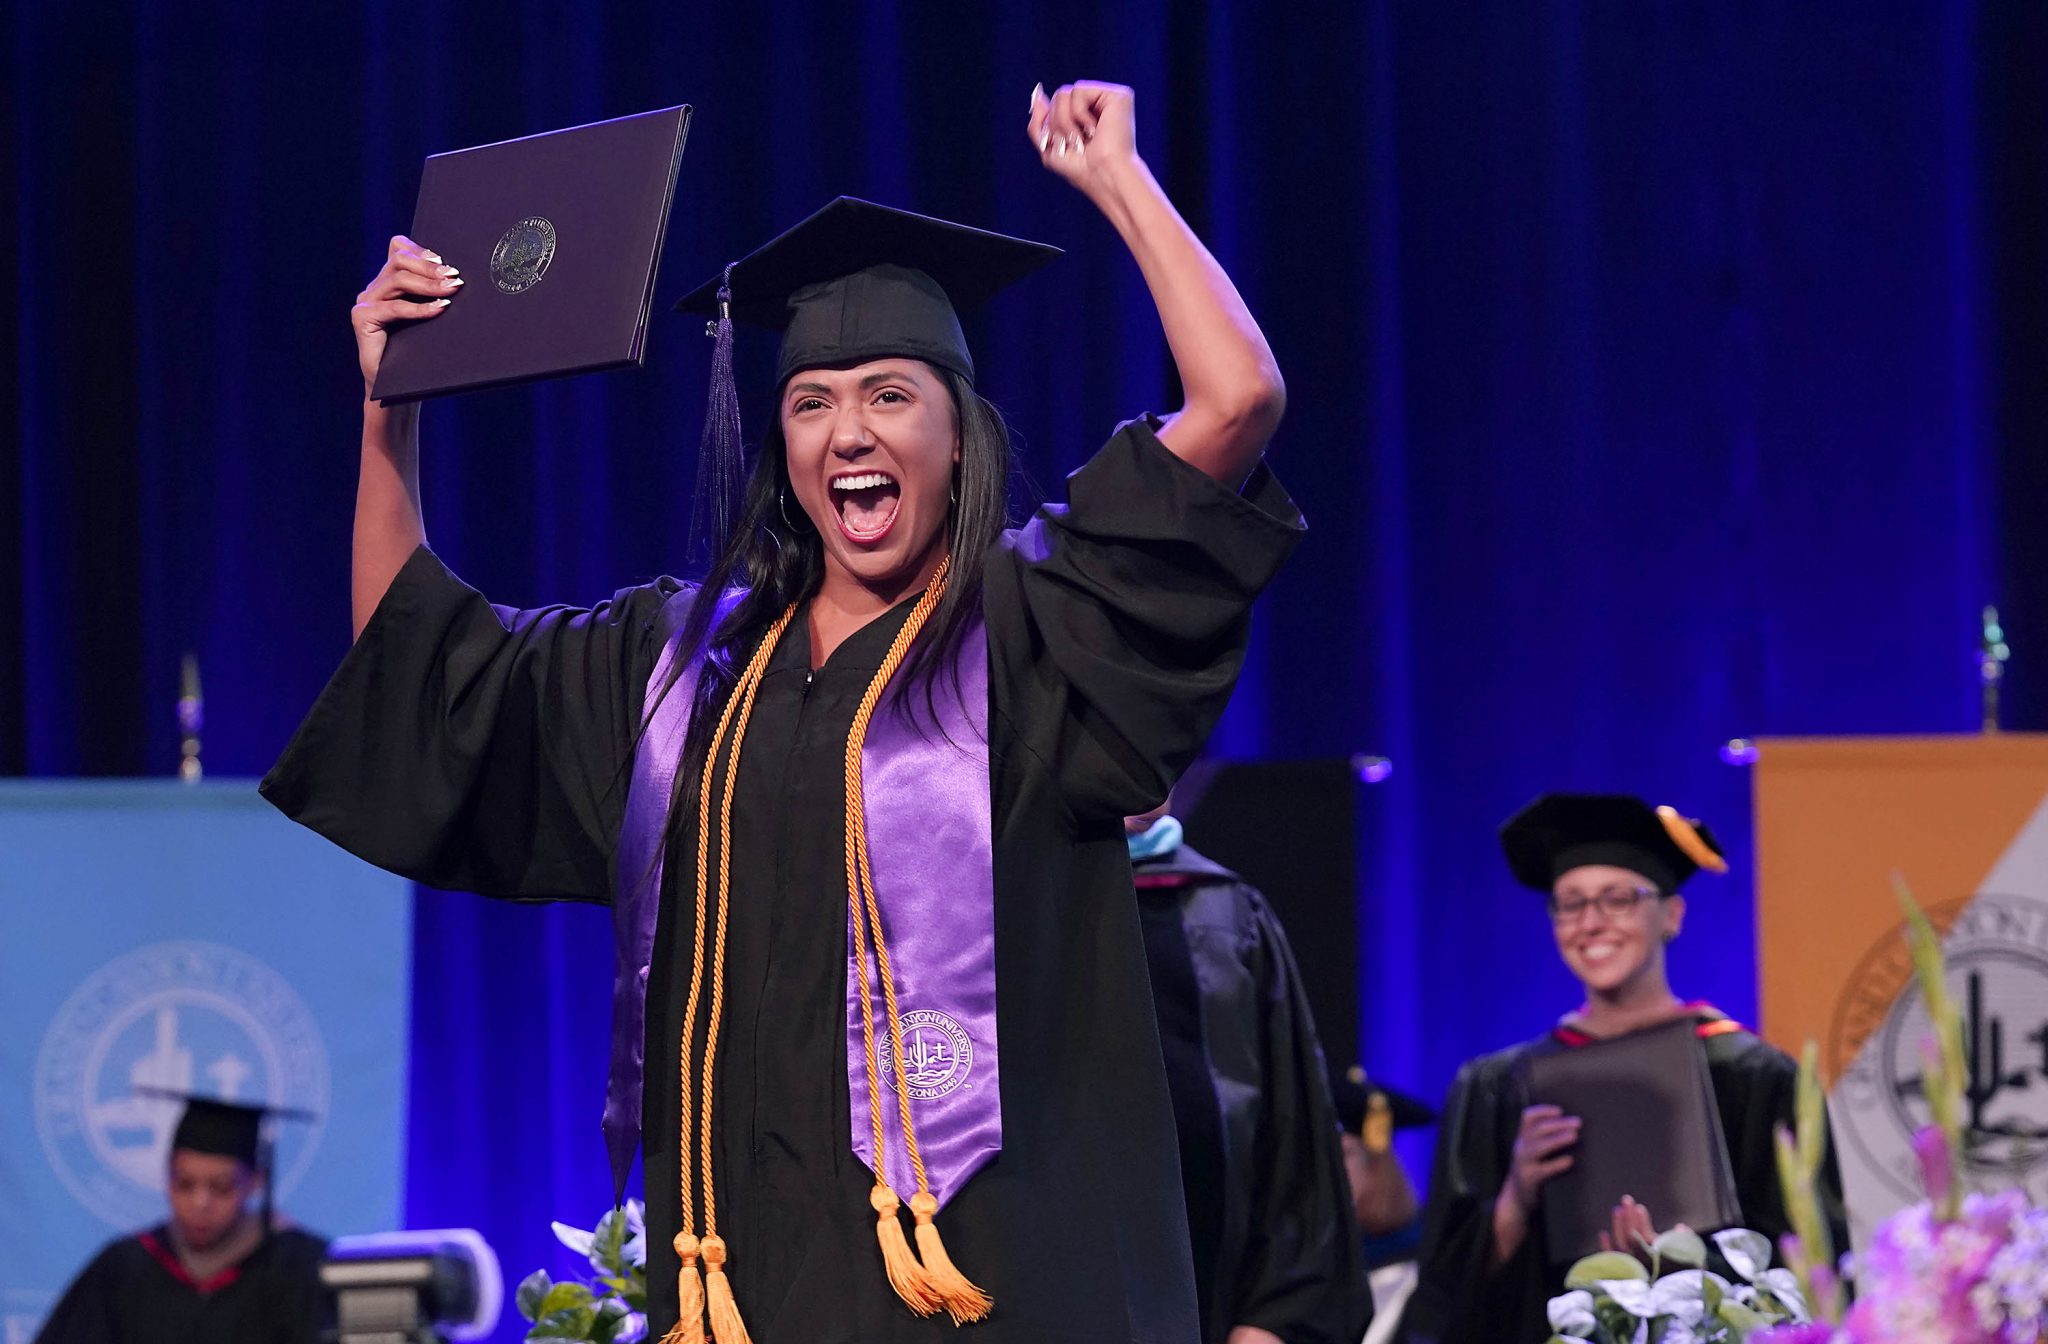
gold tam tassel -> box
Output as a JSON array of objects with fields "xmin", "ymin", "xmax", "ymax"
[
  {"xmin": 871, "ymin": 1184, "xmax": 939, "ymax": 1315},
  {"xmin": 700, "ymin": 1236, "xmax": 753, "ymax": 1344},
  {"xmin": 909, "ymin": 1191, "xmax": 992, "ymax": 1325},
  {"xmin": 656, "ymin": 1233, "xmax": 706, "ymax": 1344}
]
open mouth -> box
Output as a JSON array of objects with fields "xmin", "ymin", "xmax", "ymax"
[{"xmin": 829, "ymin": 470, "xmax": 902, "ymax": 543}]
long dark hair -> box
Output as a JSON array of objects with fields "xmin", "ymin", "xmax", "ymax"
[{"xmin": 657, "ymin": 368, "xmax": 1016, "ymax": 786}]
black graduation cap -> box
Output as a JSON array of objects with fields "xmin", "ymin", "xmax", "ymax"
[
  {"xmin": 1329, "ymin": 1065, "xmax": 1437, "ymax": 1140},
  {"xmin": 674, "ymin": 197, "xmax": 1062, "ymax": 387},
  {"xmin": 1498, "ymin": 792, "xmax": 1728, "ymax": 896},
  {"xmin": 139, "ymin": 1088, "xmax": 316, "ymax": 1232}
]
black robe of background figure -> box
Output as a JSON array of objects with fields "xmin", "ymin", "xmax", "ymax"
[
  {"xmin": 1395, "ymin": 1007, "xmax": 1850, "ymax": 1344},
  {"xmin": 262, "ymin": 421, "xmax": 1304, "ymax": 1344},
  {"xmin": 1134, "ymin": 840, "xmax": 1374, "ymax": 1344},
  {"xmin": 33, "ymin": 1226, "xmax": 327, "ymax": 1344}
]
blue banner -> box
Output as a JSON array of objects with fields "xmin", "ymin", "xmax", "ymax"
[{"xmin": 0, "ymin": 781, "xmax": 411, "ymax": 1340}]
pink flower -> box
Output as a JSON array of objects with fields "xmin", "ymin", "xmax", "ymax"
[{"xmin": 1912, "ymin": 1124, "xmax": 1952, "ymax": 1211}]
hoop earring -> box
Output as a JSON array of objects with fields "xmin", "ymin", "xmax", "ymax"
[{"xmin": 779, "ymin": 488, "xmax": 813, "ymax": 533}]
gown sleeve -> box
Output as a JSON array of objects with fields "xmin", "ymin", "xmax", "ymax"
[
  {"xmin": 33, "ymin": 1242, "xmax": 119, "ymax": 1344},
  {"xmin": 984, "ymin": 416, "xmax": 1305, "ymax": 824},
  {"xmin": 1396, "ymin": 1053, "xmax": 1550, "ymax": 1344},
  {"xmin": 1231, "ymin": 891, "xmax": 1375, "ymax": 1344},
  {"xmin": 260, "ymin": 545, "xmax": 681, "ymax": 902}
]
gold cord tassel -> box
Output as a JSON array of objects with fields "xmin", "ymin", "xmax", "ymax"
[
  {"xmin": 700, "ymin": 1236, "xmax": 753, "ymax": 1344},
  {"xmin": 656, "ymin": 1233, "xmax": 706, "ymax": 1344},
  {"xmin": 839, "ymin": 558, "xmax": 994, "ymax": 1324},
  {"xmin": 871, "ymin": 1184, "xmax": 940, "ymax": 1316},
  {"xmin": 908, "ymin": 1191, "xmax": 992, "ymax": 1325},
  {"xmin": 665, "ymin": 613, "xmax": 791, "ymax": 1344}
]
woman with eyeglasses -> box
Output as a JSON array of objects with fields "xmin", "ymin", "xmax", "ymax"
[{"xmin": 1393, "ymin": 793, "xmax": 1848, "ymax": 1344}]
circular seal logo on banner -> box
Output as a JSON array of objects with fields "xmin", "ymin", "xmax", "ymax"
[
  {"xmin": 34, "ymin": 941, "xmax": 331, "ymax": 1228},
  {"xmin": 879, "ymin": 1009, "xmax": 975, "ymax": 1101},
  {"xmin": 1828, "ymin": 894, "xmax": 2048, "ymax": 1203},
  {"xmin": 490, "ymin": 217, "xmax": 557, "ymax": 294}
]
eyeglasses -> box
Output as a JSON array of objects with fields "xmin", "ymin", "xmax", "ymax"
[{"xmin": 1548, "ymin": 885, "xmax": 1659, "ymax": 924}]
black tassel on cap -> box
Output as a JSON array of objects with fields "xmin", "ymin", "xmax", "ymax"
[{"xmin": 688, "ymin": 264, "xmax": 745, "ymax": 569}]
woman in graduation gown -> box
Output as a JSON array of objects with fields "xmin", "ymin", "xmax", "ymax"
[
  {"xmin": 263, "ymin": 81, "xmax": 1301, "ymax": 1344},
  {"xmin": 1394, "ymin": 794, "xmax": 1850, "ymax": 1344}
]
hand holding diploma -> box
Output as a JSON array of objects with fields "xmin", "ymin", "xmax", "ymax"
[
  {"xmin": 1492, "ymin": 1103, "xmax": 1582, "ymax": 1264},
  {"xmin": 352, "ymin": 234, "xmax": 460, "ymax": 394}
]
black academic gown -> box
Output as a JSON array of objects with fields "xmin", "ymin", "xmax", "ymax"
[
  {"xmin": 34, "ymin": 1226, "xmax": 327, "ymax": 1344},
  {"xmin": 1395, "ymin": 1007, "xmax": 1851, "ymax": 1344},
  {"xmin": 261, "ymin": 421, "xmax": 1303, "ymax": 1344},
  {"xmin": 1133, "ymin": 843, "xmax": 1373, "ymax": 1344}
]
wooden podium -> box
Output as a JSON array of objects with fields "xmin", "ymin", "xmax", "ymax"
[{"xmin": 1754, "ymin": 734, "xmax": 2048, "ymax": 1245}]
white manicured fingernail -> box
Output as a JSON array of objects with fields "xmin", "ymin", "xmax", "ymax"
[
  {"xmin": 438, "ymin": 264, "xmax": 459, "ymax": 276},
  {"xmin": 432, "ymin": 298, "xmax": 451, "ymax": 307},
  {"xmin": 1055, "ymin": 139, "xmax": 1067, "ymax": 157},
  {"xmin": 423, "ymin": 251, "xmax": 443, "ymax": 264},
  {"xmin": 446, "ymin": 277, "xmax": 464, "ymax": 287},
  {"xmin": 1030, "ymin": 83, "xmax": 1045, "ymax": 111},
  {"xmin": 1038, "ymin": 129, "xmax": 1051, "ymax": 153}
]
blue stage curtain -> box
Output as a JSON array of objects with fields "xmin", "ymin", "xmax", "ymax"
[{"xmin": 9, "ymin": 4, "xmax": 2046, "ymax": 1335}]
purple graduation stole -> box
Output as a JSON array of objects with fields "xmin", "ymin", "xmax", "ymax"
[{"xmin": 607, "ymin": 596, "xmax": 1000, "ymax": 1210}]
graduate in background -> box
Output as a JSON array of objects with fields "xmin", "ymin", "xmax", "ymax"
[
  {"xmin": 266, "ymin": 79, "xmax": 1298, "ymax": 1343},
  {"xmin": 1395, "ymin": 794, "xmax": 1848, "ymax": 1344},
  {"xmin": 35, "ymin": 1096, "xmax": 327, "ymax": 1344},
  {"xmin": 1325, "ymin": 1067, "xmax": 1435, "ymax": 1344},
  {"xmin": 1127, "ymin": 806, "xmax": 1373, "ymax": 1344}
]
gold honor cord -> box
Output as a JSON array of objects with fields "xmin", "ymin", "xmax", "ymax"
[
  {"xmin": 841, "ymin": 557, "xmax": 991, "ymax": 1325},
  {"xmin": 662, "ymin": 605, "xmax": 796, "ymax": 1344},
  {"xmin": 661, "ymin": 558, "xmax": 988, "ymax": 1344}
]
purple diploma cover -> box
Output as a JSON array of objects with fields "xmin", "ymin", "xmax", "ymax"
[{"xmin": 371, "ymin": 104, "xmax": 690, "ymax": 404}]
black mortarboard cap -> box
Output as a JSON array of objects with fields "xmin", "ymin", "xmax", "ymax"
[
  {"xmin": 141, "ymin": 1089, "xmax": 316, "ymax": 1164},
  {"xmin": 671, "ymin": 197, "xmax": 1060, "ymax": 562},
  {"xmin": 1498, "ymin": 792, "xmax": 1729, "ymax": 895},
  {"xmin": 674, "ymin": 197, "xmax": 1061, "ymax": 387}
]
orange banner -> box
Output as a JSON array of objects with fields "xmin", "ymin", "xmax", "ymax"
[{"xmin": 1754, "ymin": 733, "xmax": 2048, "ymax": 1242}]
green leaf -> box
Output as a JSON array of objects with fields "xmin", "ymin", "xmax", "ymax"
[
  {"xmin": 1716, "ymin": 1298, "xmax": 1767, "ymax": 1342},
  {"xmin": 516, "ymin": 1269, "xmax": 553, "ymax": 1322},
  {"xmin": 592, "ymin": 1207, "xmax": 629, "ymax": 1273},
  {"xmin": 1653, "ymin": 1227, "xmax": 1708, "ymax": 1269},
  {"xmin": 537, "ymin": 1281, "xmax": 596, "ymax": 1317},
  {"xmin": 552, "ymin": 1221, "xmax": 596, "ymax": 1260},
  {"xmin": 1603, "ymin": 1279, "xmax": 1657, "ymax": 1318},
  {"xmin": 1565, "ymin": 1251, "xmax": 1649, "ymax": 1290},
  {"xmin": 590, "ymin": 1297, "xmax": 631, "ymax": 1344},
  {"xmin": 525, "ymin": 1304, "xmax": 598, "ymax": 1340},
  {"xmin": 1711, "ymin": 1229, "xmax": 1771, "ymax": 1284}
]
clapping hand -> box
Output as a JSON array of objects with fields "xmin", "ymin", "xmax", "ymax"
[{"xmin": 1598, "ymin": 1194, "xmax": 1659, "ymax": 1260}]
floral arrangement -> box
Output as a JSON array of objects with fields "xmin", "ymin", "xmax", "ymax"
[
  {"xmin": 1545, "ymin": 1226, "xmax": 1811, "ymax": 1343},
  {"xmin": 1752, "ymin": 883, "xmax": 2048, "ymax": 1344},
  {"xmin": 1547, "ymin": 882, "xmax": 2048, "ymax": 1344},
  {"xmin": 515, "ymin": 1199, "xmax": 649, "ymax": 1343}
]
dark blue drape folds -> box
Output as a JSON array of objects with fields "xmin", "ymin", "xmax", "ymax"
[{"xmin": 9, "ymin": 5, "xmax": 2046, "ymax": 1336}]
